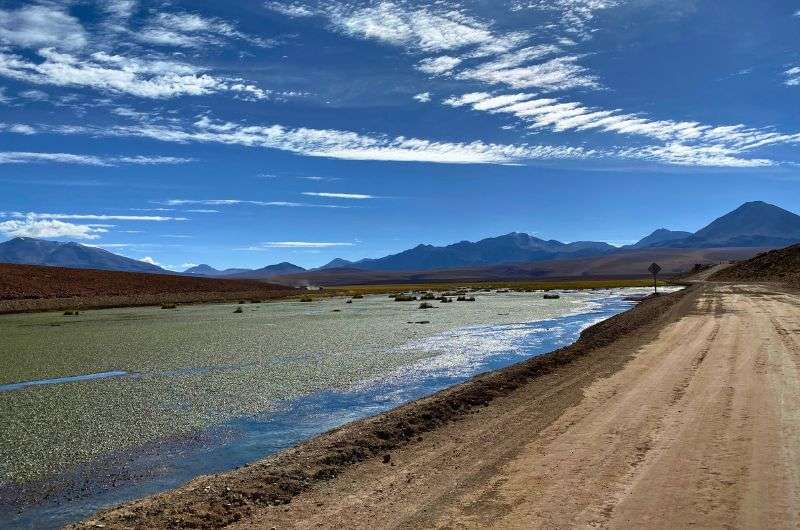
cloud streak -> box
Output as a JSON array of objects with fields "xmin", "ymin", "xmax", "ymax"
[
  {"xmin": 45, "ymin": 116, "xmax": 595, "ymax": 165},
  {"xmin": 786, "ymin": 66, "xmax": 800, "ymax": 86},
  {"xmin": 0, "ymin": 218, "xmax": 108, "ymax": 240},
  {"xmin": 244, "ymin": 241, "xmax": 356, "ymax": 249},
  {"xmin": 0, "ymin": 151, "xmax": 193, "ymax": 166},
  {"xmin": 302, "ymin": 192, "xmax": 378, "ymax": 199},
  {"xmin": 161, "ymin": 199, "xmax": 350, "ymax": 208},
  {"xmin": 0, "ymin": 48, "xmax": 271, "ymax": 100},
  {"xmin": 1, "ymin": 212, "xmax": 188, "ymax": 221},
  {"xmin": 0, "ymin": 5, "xmax": 87, "ymax": 51},
  {"xmin": 444, "ymin": 91, "xmax": 800, "ymax": 166}
]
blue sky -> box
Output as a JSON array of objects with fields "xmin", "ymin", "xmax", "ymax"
[{"xmin": 0, "ymin": 0, "xmax": 799, "ymax": 270}]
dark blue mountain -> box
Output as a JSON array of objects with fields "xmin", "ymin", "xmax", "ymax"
[
  {"xmin": 0, "ymin": 237, "xmax": 165, "ymax": 273},
  {"xmin": 323, "ymin": 232, "xmax": 617, "ymax": 272},
  {"xmin": 652, "ymin": 201, "xmax": 800, "ymax": 248}
]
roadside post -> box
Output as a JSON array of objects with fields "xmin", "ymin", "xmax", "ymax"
[{"xmin": 648, "ymin": 262, "xmax": 662, "ymax": 294}]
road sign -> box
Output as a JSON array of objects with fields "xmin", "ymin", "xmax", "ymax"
[{"xmin": 648, "ymin": 262, "xmax": 662, "ymax": 294}]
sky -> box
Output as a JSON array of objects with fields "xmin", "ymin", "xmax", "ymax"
[{"xmin": 0, "ymin": 0, "xmax": 799, "ymax": 270}]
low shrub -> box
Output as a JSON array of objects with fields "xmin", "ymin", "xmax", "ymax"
[
  {"xmin": 394, "ymin": 295, "xmax": 417, "ymax": 302},
  {"xmin": 160, "ymin": 304, "xmax": 177, "ymax": 310},
  {"xmin": 233, "ymin": 307, "xmax": 244, "ymax": 313},
  {"xmin": 419, "ymin": 302, "xmax": 436, "ymax": 309}
]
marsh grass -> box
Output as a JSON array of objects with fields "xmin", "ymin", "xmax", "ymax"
[
  {"xmin": 316, "ymin": 278, "xmax": 669, "ymax": 298},
  {"xmin": 394, "ymin": 295, "xmax": 417, "ymax": 302}
]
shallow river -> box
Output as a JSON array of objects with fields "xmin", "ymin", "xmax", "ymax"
[{"xmin": 0, "ymin": 288, "xmax": 677, "ymax": 528}]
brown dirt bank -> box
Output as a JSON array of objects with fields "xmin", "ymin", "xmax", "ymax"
[
  {"xmin": 73, "ymin": 286, "xmax": 694, "ymax": 529},
  {"xmin": 0, "ymin": 263, "xmax": 295, "ymax": 314}
]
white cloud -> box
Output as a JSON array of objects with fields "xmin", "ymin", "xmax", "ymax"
[
  {"xmin": 328, "ymin": 3, "xmax": 495, "ymax": 52},
  {"xmin": 61, "ymin": 117, "xmax": 594, "ymax": 165},
  {"xmin": 417, "ymin": 56, "xmax": 462, "ymax": 75},
  {"xmin": 0, "ymin": 151, "xmax": 193, "ymax": 166},
  {"xmin": 264, "ymin": 2, "xmax": 316, "ymax": 18},
  {"xmin": 618, "ymin": 143, "xmax": 774, "ymax": 168},
  {"xmin": 1, "ymin": 212, "xmax": 188, "ymax": 222},
  {"xmin": 0, "ymin": 151, "xmax": 109, "ymax": 166},
  {"xmin": 104, "ymin": 0, "xmax": 138, "ymax": 20},
  {"xmin": 445, "ymin": 91, "xmax": 800, "ymax": 166},
  {"xmin": 786, "ymin": 66, "xmax": 800, "ymax": 86},
  {"xmin": 443, "ymin": 92, "xmax": 492, "ymax": 107},
  {"xmin": 511, "ymin": 0, "xmax": 620, "ymax": 40},
  {"xmin": 301, "ymin": 192, "xmax": 377, "ymax": 199},
  {"xmin": 457, "ymin": 54, "xmax": 599, "ymax": 91},
  {"xmin": 246, "ymin": 241, "xmax": 355, "ymax": 249},
  {"xmin": 0, "ymin": 5, "xmax": 88, "ymax": 51},
  {"xmin": 139, "ymin": 256, "xmax": 161, "ymax": 266},
  {"xmin": 0, "ymin": 87, "xmax": 8, "ymax": 104},
  {"xmin": 0, "ymin": 218, "xmax": 107, "ymax": 240},
  {"xmin": 138, "ymin": 12, "xmax": 272, "ymax": 49},
  {"xmin": 19, "ymin": 89, "xmax": 49, "ymax": 101},
  {"xmin": 8, "ymin": 124, "xmax": 36, "ymax": 134},
  {"xmin": 0, "ymin": 48, "xmax": 270, "ymax": 100},
  {"xmin": 162, "ymin": 198, "xmax": 350, "ymax": 208},
  {"xmin": 413, "ymin": 91, "xmax": 431, "ymax": 102},
  {"xmin": 115, "ymin": 156, "xmax": 194, "ymax": 165}
]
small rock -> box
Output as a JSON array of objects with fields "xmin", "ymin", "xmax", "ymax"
[{"xmin": 382, "ymin": 454, "xmax": 391, "ymax": 464}]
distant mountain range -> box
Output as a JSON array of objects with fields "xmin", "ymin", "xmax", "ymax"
[
  {"xmin": 623, "ymin": 229, "xmax": 693, "ymax": 249},
  {"xmin": 316, "ymin": 201, "xmax": 800, "ymax": 272},
  {"xmin": 648, "ymin": 201, "xmax": 800, "ymax": 248},
  {"xmin": 0, "ymin": 237, "xmax": 165, "ymax": 273},
  {"xmin": 226, "ymin": 262, "xmax": 306, "ymax": 279},
  {"xmin": 317, "ymin": 234, "xmax": 618, "ymax": 271},
  {"xmin": 183, "ymin": 264, "xmax": 253, "ymax": 277},
  {"xmin": 184, "ymin": 262, "xmax": 307, "ymax": 279},
  {"xmin": 1, "ymin": 201, "xmax": 798, "ymax": 275}
]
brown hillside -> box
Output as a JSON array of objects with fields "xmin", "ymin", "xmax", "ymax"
[
  {"xmin": 0, "ymin": 263, "xmax": 295, "ymax": 313},
  {"xmin": 711, "ymin": 244, "xmax": 800, "ymax": 287}
]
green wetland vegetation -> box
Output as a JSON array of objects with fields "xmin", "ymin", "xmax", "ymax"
[{"xmin": 0, "ymin": 287, "xmax": 660, "ymax": 487}]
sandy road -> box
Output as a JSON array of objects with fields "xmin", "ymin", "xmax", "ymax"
[{"xmin": 232, "ymin": 284, "xmax": 800, "ymax": 529}]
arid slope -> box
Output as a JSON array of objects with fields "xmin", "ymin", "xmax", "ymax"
[
  {"xmin": 0, "ymin": 263, "xmax": 294, "ymax": 313},
  {"xmin": 712, "ymin": 243, "xmax": 800, "ymax": 287}
]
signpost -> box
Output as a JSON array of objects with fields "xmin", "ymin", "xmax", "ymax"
[{"xmin": 648, "ymin": 262, "xmax": 662, "ymax": 294}]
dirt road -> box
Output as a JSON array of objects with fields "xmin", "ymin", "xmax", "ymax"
[{"xmin": 226, "ymin": 283, "xmax": 800, "ymax": 529}]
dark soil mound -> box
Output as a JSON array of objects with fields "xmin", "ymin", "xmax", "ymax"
[{"xmin": 711, "ymin": 244, "xmax": 800, "ymax": 287}]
